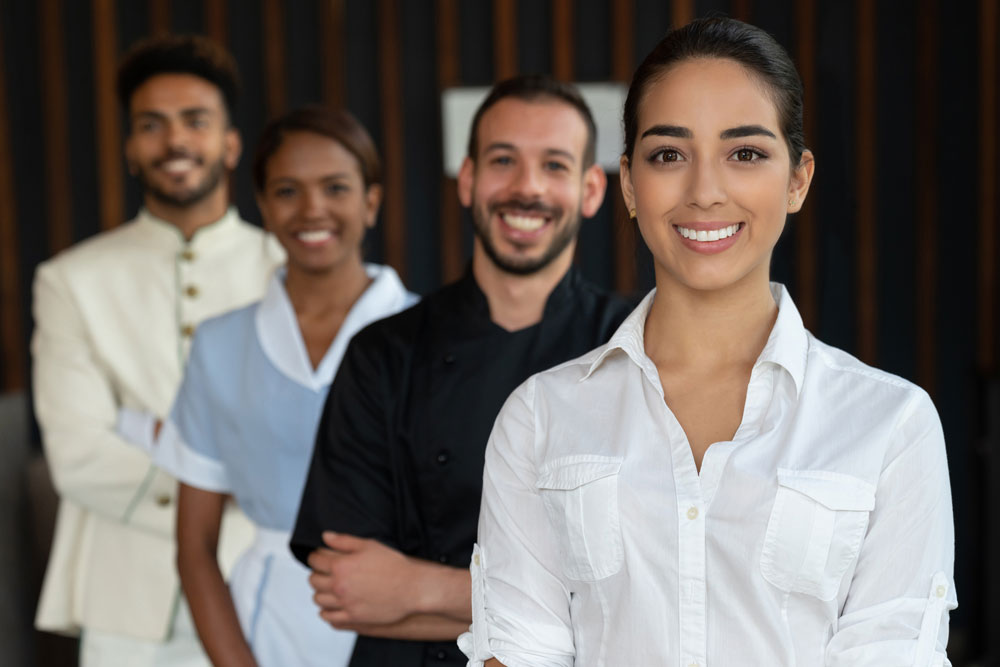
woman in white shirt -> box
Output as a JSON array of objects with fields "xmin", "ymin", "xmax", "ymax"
[
  {"xmin": 158, "ymin": 108, "xmax": 416, "ymax": 666},
  {"xmin": 463, "ymin": 18, "xmax": 955, "ymax": 667}
]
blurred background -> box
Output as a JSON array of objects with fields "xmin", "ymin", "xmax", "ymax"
[{"xmin": 0, "ymin": 0, "xmax": 997, "ymax": 665}]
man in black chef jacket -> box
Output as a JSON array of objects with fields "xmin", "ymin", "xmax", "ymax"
[{"xmin": 291, "ymin": 74, "xmax": 633, "ymax": 666}]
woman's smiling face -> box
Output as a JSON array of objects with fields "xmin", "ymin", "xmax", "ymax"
[{"xmin": 621, "ymin": 57, "xmax": 813, "ymax": 294}]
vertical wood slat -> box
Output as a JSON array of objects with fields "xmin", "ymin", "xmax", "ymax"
[
  {"xmin": 377, "ymin": 0, "xmax": 407, "ymax": 277},
  {"xmin": 0, "ymin": 7, "xmax": 25, "ymax": 391},
  {"xmin": 915, "ymin": 0, "xmax": 938, "ymax": 394},
  {"xmin": 149, "ymin": 0, "xmax": 170, "ymax": 35},
  {"xmin": 204, "ymin": 0, "xmax": 227, "ymax": 46},
  {"xmin": 730, "ymin": 0, "xmax": 752, "ymax": 22},
  {"xmin": 980, "ymin": 0, "xmax": 998, "ymax": 373},
  {"xmin": 39, "ymin": 0, "xmax": 73, "ymax": 255},
  {"xmin": 794, "ymin": 0, "xmax": 818, "ymax": 331},
  {"xmin": 611, "ymin": 0, "xmax": 636, "ymax": 295},
  {"xmin": 436, "ymin": 0, "xmax": 463, "ymax": 284},
  {"xmin": 552, "ymin": 0, "xmax": 573, "ymax": 80},
  {"xmin": 320, "ymin": 0, "xmax": 346, "ymax": 108},
  {"xmin": 672, "ymin": 0, "xmax": 694, "ymax": 27},
  {"xmin": 261, "ymin": 0, "xmax": 286, "ymax": 118},
  {"xmin": 855, "ymin": 2, "xmax": 877, "ymax": 363},
  {"xmin": 493, "ymin": 0, "xmax": 517, "ymax": 80},
  {"xmin": 93, "ymin": 0, "xmax": 123, "ymax": 231}
]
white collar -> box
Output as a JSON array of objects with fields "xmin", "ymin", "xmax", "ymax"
[
  {"xmin": 255, "ymin": 264, "xmax": 415, "ymax": 392},
  {"xmin": 582, "ymin": 282, "xmax": 808, "ymax": 396},
  {"xmin": 135, "ymin": 206, "xmax": 241, "ymax": 247}
]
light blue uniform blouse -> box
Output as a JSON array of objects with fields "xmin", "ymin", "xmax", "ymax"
[{"xmin": 158, "ymin": 264, "xmax": 417, "ymax": 530}]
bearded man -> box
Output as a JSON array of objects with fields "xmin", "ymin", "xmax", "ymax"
[
  {"xmin": 291, "ymin": 75, "xmax": 632, "ymax": 667},
  {"xmin": 32, "ymin": 35, "xmax": 282, "ymax": 666}
]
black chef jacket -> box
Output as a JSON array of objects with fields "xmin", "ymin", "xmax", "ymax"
[{"xmin": 291, "ymin": 266, "xmax": 633, "ymax": 667}]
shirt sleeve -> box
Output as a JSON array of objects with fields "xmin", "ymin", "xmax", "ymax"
[
  {"xmin": 825, "ymin": 389, "xmax": 956, "ymax": 666},
  {"xmin": 461, "ymin": 378, "xmax": 576, "ymax": 667},
  {"xmin": 31, "ymin": 261, "xmax": 172, "ymax": 536},
  {"xmin": 153, "ymin": 331, "xmax": 231, "ymax": 494},
  {"xmin": 290, "ymin": 327, "xmax": 400, "ymax": 565}
]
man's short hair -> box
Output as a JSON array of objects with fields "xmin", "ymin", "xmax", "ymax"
[
  {"xmin": 117, "ymin": 34, "xmax": 241, "ymax": 124},
  {"xmin": 466, "ymin": 74, "xmax": 597, "ymax": 169}
]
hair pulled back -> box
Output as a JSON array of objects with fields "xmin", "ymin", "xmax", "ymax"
[{"xmin": 623, "ymin": 17, "xmax": 807, "ymax": 166}]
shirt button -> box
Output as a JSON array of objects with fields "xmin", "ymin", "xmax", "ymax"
[
  {"xmin": 473, "ymin": 554, "xmax": 481, "ymax": 566},
  {"xmin": 435, "ymin": 649, "xmax": 447, "ymax": 660},
  {"xmin": 686, "ymin": 506, "xmax": 699, "ymax": 520},
  {"xmin": 936, "ymin": 585, "xmax": 947, "ymax": 598},
  {"xmin": 155, "ymin": 494, "xmax": 172, "ymax": 507},
  {"xmin": 437, "ymin": 554, "xmax": 448, "ymax": 564},
  {"xmin": 436, "ymin": 449, "xmax": 450, "ymax": 465},
  {"xmin": 443, "ymin": 353, "xmax": 456, "ymax": 364},
  {"xmin": 180, "ymin": 324, "xmax": 195, "ymax": 338},
  {"xmin": 184, "ymin": 285, "xmax": 199, "ymax": 298}
]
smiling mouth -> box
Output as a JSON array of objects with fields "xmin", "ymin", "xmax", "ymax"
[
  {"xmin": 158, "ymin": 158, "xmax": 199, "ymax": 174},
  {"xmin": 295, "ymin": 229, "xmax": 335, "ymax": 244},
  {"xmin": 501, "ymin": 212, "xmax": 548, "ymax": 232},
  {"xmin": 674, "ymin": 223, "xmax": 743, "ymax": 242}
]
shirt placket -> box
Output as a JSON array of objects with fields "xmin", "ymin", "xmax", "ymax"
[
  {"xmin": 674, "ymin": 445, "xmax": 706, "ymax": 667},
  {"xmin": 176, "ymin": 242, "xmax": 199, "ymax": 366}
]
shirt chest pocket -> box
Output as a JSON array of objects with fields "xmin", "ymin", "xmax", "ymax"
[
  {"xmin": 536, "ymin": 456, "xmax": 624, "ymax": 582},
  {"xmin": 760, "ymin": 468, "xmax": 876, "ymax": 600}
]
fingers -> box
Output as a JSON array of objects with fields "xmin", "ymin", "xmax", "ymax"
[
  {"xmin": 306, "ymin": 547, "xmax": 337, "ymax": 574},
  {"xmin": 322, "ymin": 530, "xmax": 370, "ymax": 552}
]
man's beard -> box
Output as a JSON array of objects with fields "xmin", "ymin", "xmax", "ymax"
[
  {"xmin": 472, "ymin": 197, "xmax": 582, "ymax": 276},
  {"xmin": 134, "ymin": 152, "xmax": 227, "ymax": 208}
]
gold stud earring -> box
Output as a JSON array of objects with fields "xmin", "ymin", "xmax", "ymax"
[
  {"xmin": 788, "ymin": 198, "xmax": 795, "ymax": 207},
  {"xmin": 628, "ymin": 208, "xmax": 637, "ymax": 219}
]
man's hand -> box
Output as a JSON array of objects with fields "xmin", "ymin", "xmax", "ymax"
[{"xmin": 307, "ymin": 532, "xmax": 417, "ymax": 627}]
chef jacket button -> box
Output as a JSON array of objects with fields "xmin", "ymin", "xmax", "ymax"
[
  {"xmin": 181, "ymin": 324, "xmax": 195, "ymax": 338},
  {"xmin": 434, "ymin": 649, "xmax": 447, "ymax": 660},
  {"xmin": 184, "ymin": 285, "xmax": 199, "ymax": 298},
  {"xmin": 437, "ymin": 554, "xmax": 448, "ymax": 564},
  {"xmin": 180, "ymin": 249, "xmax": 195, "ymax": 261},
  {"xmin": 155, "ymin": 494, "xmax": 172, "ymax": 507},
  {"xmin": 436, "ymin": 449, "xmax": 450, "ymax": 465},
  {"xmin": 443, "ymin": 353, "xmax": 455, "ymax": 364}
]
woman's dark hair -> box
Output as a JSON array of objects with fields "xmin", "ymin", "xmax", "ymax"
[
  {"xmin": 117, "ymin": 34, "xmax": 241, "ymax": 124},
  {"xmin": 252, "ymin": 106, "xmax": 382, "ymax": 192},
  {"xmin": 623, "ymin": 17, "xmax": 807, "ymax": 166}
]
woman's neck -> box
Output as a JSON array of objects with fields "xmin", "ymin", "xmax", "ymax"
[
  {"xmin": 644, "ymin": 271, "xmax": 778, "ymax": 371},
  {"xmin": 283, "ymin": 254, "xmax": 372, "ymax": 318}
]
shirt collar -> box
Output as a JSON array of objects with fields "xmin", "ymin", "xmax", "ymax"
[
  {"xmin": 135, "ymin": 206, "xmax": 241, "ymax": 248},
  {"xmin": 582, "ymin": 282, "xmax": 808, "ymax": 397},
  {"xmin": 255, "ymin": 264, "xmax": 414, "ymax": 392}
]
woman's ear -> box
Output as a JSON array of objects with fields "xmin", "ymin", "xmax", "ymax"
[
  {"xmin": 787, "ymin": 150, "xmax": 815, "ymax": 213},
  {"xmin": 619, "ymin": 155, "xmax": 637, "ymax": 216},
  {"xmin": 365, "ymin": 184, "xmax": 384, "ymax": 228}
]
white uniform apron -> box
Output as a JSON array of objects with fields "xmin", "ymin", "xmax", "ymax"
[{"xmin": 229, "ymin": 527, "xmax": 356, "ymax": 667}]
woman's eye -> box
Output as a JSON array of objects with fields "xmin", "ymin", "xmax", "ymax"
[
  {"xmin": 650, "ymin": 148, "xmax": 683, "ymax": 164},
  {"xmin": 326, "ymin": 183, "xmax": 348, "ymax": 195},
  {"xmin": 273, "ymin": 187, "xmax": 296, "ymax": 198},
  {"xmin": 731, "ymin": 147, "xmax": 767, "ymax": 162}
]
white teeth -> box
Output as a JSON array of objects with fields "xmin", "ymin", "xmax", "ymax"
[
  {"xmin": 676, "ymin": 224, "xmax": 741, "ymax": 242},
  {"xmin": 161, "ymin": 159, "xmax": 195, "ymax": 174},
  {"xmin": 502, "ymin": 214, "xmax": 545, "ymax": 232},
  {"xmin": 296, "ymin": 230, "xmax": 333, "ymax": 243}
]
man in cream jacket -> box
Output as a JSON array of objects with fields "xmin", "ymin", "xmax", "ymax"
[{"xmin": 32, "ymin": 35, "xmax": 283, "ymax": 666}]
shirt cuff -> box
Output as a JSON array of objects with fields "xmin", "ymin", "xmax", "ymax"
[
  {"xmin": 153, "ymin": 419, "xmax": 232, "ymax": 493},
  {"xmin": 116, "ymin": 407, "xmax": 157, "ymax": 455}
]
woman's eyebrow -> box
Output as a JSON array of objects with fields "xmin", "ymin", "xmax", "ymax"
[
  {"xmin": 720, "ymin": 124, "xmax": 776, "ymax": 140},
  {"xmin": 640, "ymin": 124, "xmax": 692, "ymax": 139}
]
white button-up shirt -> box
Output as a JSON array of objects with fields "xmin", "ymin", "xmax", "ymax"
[{"xmin": 461, "ymin": 284, "xmax": 955, "ymax": 667}]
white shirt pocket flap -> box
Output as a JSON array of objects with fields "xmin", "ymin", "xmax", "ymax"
[
  {"xmin": 536, "ymin": 455, "xmax": 624, "ymax": 490},
  {"xmin": 776, "ymin": 468, "xmax": 876, "ymax": 511}
]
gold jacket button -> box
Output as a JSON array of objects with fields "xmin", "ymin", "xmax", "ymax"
[
  {"xmin": 185, "ymin": 285, "xmax": 199, "ymax": 298},
  {"xmin": 155, "ymin": 494, "xmax": 172, "ymax": 507},
  {"xmin": 181, "ymin": 324, "xmax": 195, "ymax": 337},
  {"xmin": 180, "ymin": 249, "xmax": 195, "ymax": 261}
]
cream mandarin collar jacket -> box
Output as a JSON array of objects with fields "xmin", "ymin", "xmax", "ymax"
[{"xmin": 33, "ymin": 208, "xmax": 284, "ymax": 640}]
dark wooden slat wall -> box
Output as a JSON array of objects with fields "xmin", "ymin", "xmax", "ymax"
[
  {"xmin": 39, "ymin": 0, "xmax": 73, "ymax": 256},
  {"xmin": 980, "ymin": 0, "xmax": 998, "ymax": 375},
  {"xmin": 0, "ymin": 7, "xmax": 24, "ymax": 392},
  {"xmin": 1, "ymin": 2, "xmax": 996, "ymax": 656}
]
